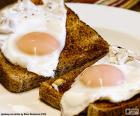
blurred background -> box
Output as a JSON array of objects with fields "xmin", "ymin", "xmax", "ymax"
[
  {"xmin": 0, "ymin": 0, "xmax": 140, "ymax": 11},
  {"xmin": 65, "ymin": 0, "xmax": 140, "ymax": 11}
]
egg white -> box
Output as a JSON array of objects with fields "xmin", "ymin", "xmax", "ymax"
[
  {"xmin": 0, "ymin": 0, "xmax": 67, "ymax": 77},
  {"xmin": 61, "ymin": 46, "xmax": 140, "ymax": 115}
]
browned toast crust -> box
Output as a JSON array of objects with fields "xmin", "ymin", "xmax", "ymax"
[
  {"xmin": 88, "ymin": 94, "xmax": 140, "ymax": 116},
  {"xmin": 0, "ymin": 52, "xmax": 47, "ymax": 92},
  {"xmin": 0, "ymin": 4, "xmax": 109, "ymax": 93}
]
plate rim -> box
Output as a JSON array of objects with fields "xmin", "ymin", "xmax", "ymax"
[
  {"xmin": 0, "ymin": 3, "xmax": 140, "ymax": 114},
  {"xmin": 67, "ymin": 3, "xmax": 140, "ymax": 38}
]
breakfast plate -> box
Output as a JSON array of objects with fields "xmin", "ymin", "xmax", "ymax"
[{"xmin": 0, "ymin": 3, "xmax": 140, "ymax": 115}]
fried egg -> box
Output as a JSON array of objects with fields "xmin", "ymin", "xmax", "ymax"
[
  {"xmin": 0, "ymin": 0, "xmax": 67, "ymax": 77},
  {"xmin": 61, "ymin": 46, "xmax": 140, "ymax": 116}
]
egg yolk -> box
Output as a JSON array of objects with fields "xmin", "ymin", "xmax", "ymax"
[
  {"xmin": 79, "ymin": 64, "xmax": 125, "ymax": 88},
  {"xmin": 16, "ymin": 32, "xmax": 60, "ymax": 56}
]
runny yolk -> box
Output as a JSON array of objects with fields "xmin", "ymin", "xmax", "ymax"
[
  {"xmin": 79, "ymin": 64, "xmax": 125, "ymax": 88},
  {"xmin": 16, "ymin": 32, "xmax": 60, "ymax": 56}
]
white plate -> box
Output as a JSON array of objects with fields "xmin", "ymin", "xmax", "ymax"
[{"xmin": 0, "ymin": 3, "xmax": 140, "ymax": 115}]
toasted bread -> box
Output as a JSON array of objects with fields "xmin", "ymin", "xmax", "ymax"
[
  {"xmin": 0, "ymin": 2, "xmax": 109, "ymax": 93},
  {"xmin": 88, "ymin": 94, "xmax": 140, "ymax": 116},
  {"xmin": 39, "ymin": 59, "xmax": 102, "ymax": 109},
  {"xmin": 39, "ymin": 66, "xmax": 140, "ymax": 116}
]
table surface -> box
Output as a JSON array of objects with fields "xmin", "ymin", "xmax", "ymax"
[{"xmin": 0, "ymin": 0, "xmax": 139, "ymax": 11}]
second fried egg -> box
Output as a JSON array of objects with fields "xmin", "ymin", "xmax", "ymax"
[{"xmin": 61, "ymin": 46, "xmax": 140, "ymax": 116}]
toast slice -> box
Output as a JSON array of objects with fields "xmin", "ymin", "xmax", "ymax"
[
  {"xmin": 0, "ymin": 3, "xmax": 109, "ymax": 93},
  {"xmin": 88, "ymin": 94, "xmax": 140, "ymax": 116},
  {"xmin": 39, "ymin": 67, "xmax": 140, "ymax": 116},
  {"xmin": 39, "ymin": 59, "xmax": 101, "ymax": 110}
]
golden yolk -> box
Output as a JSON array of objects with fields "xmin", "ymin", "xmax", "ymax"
[
  {"xmin": 79, "ymin": 64, "xmax": 125, "ymax": 88},
  {"xmin": 16, "ymin": 32, "xmax": 60, "ymax": 56}
]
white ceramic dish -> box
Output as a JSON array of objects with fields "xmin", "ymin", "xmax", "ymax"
[{"xmin": 0, "ymin": 3, "xmax": 140, "ymax": 115}]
